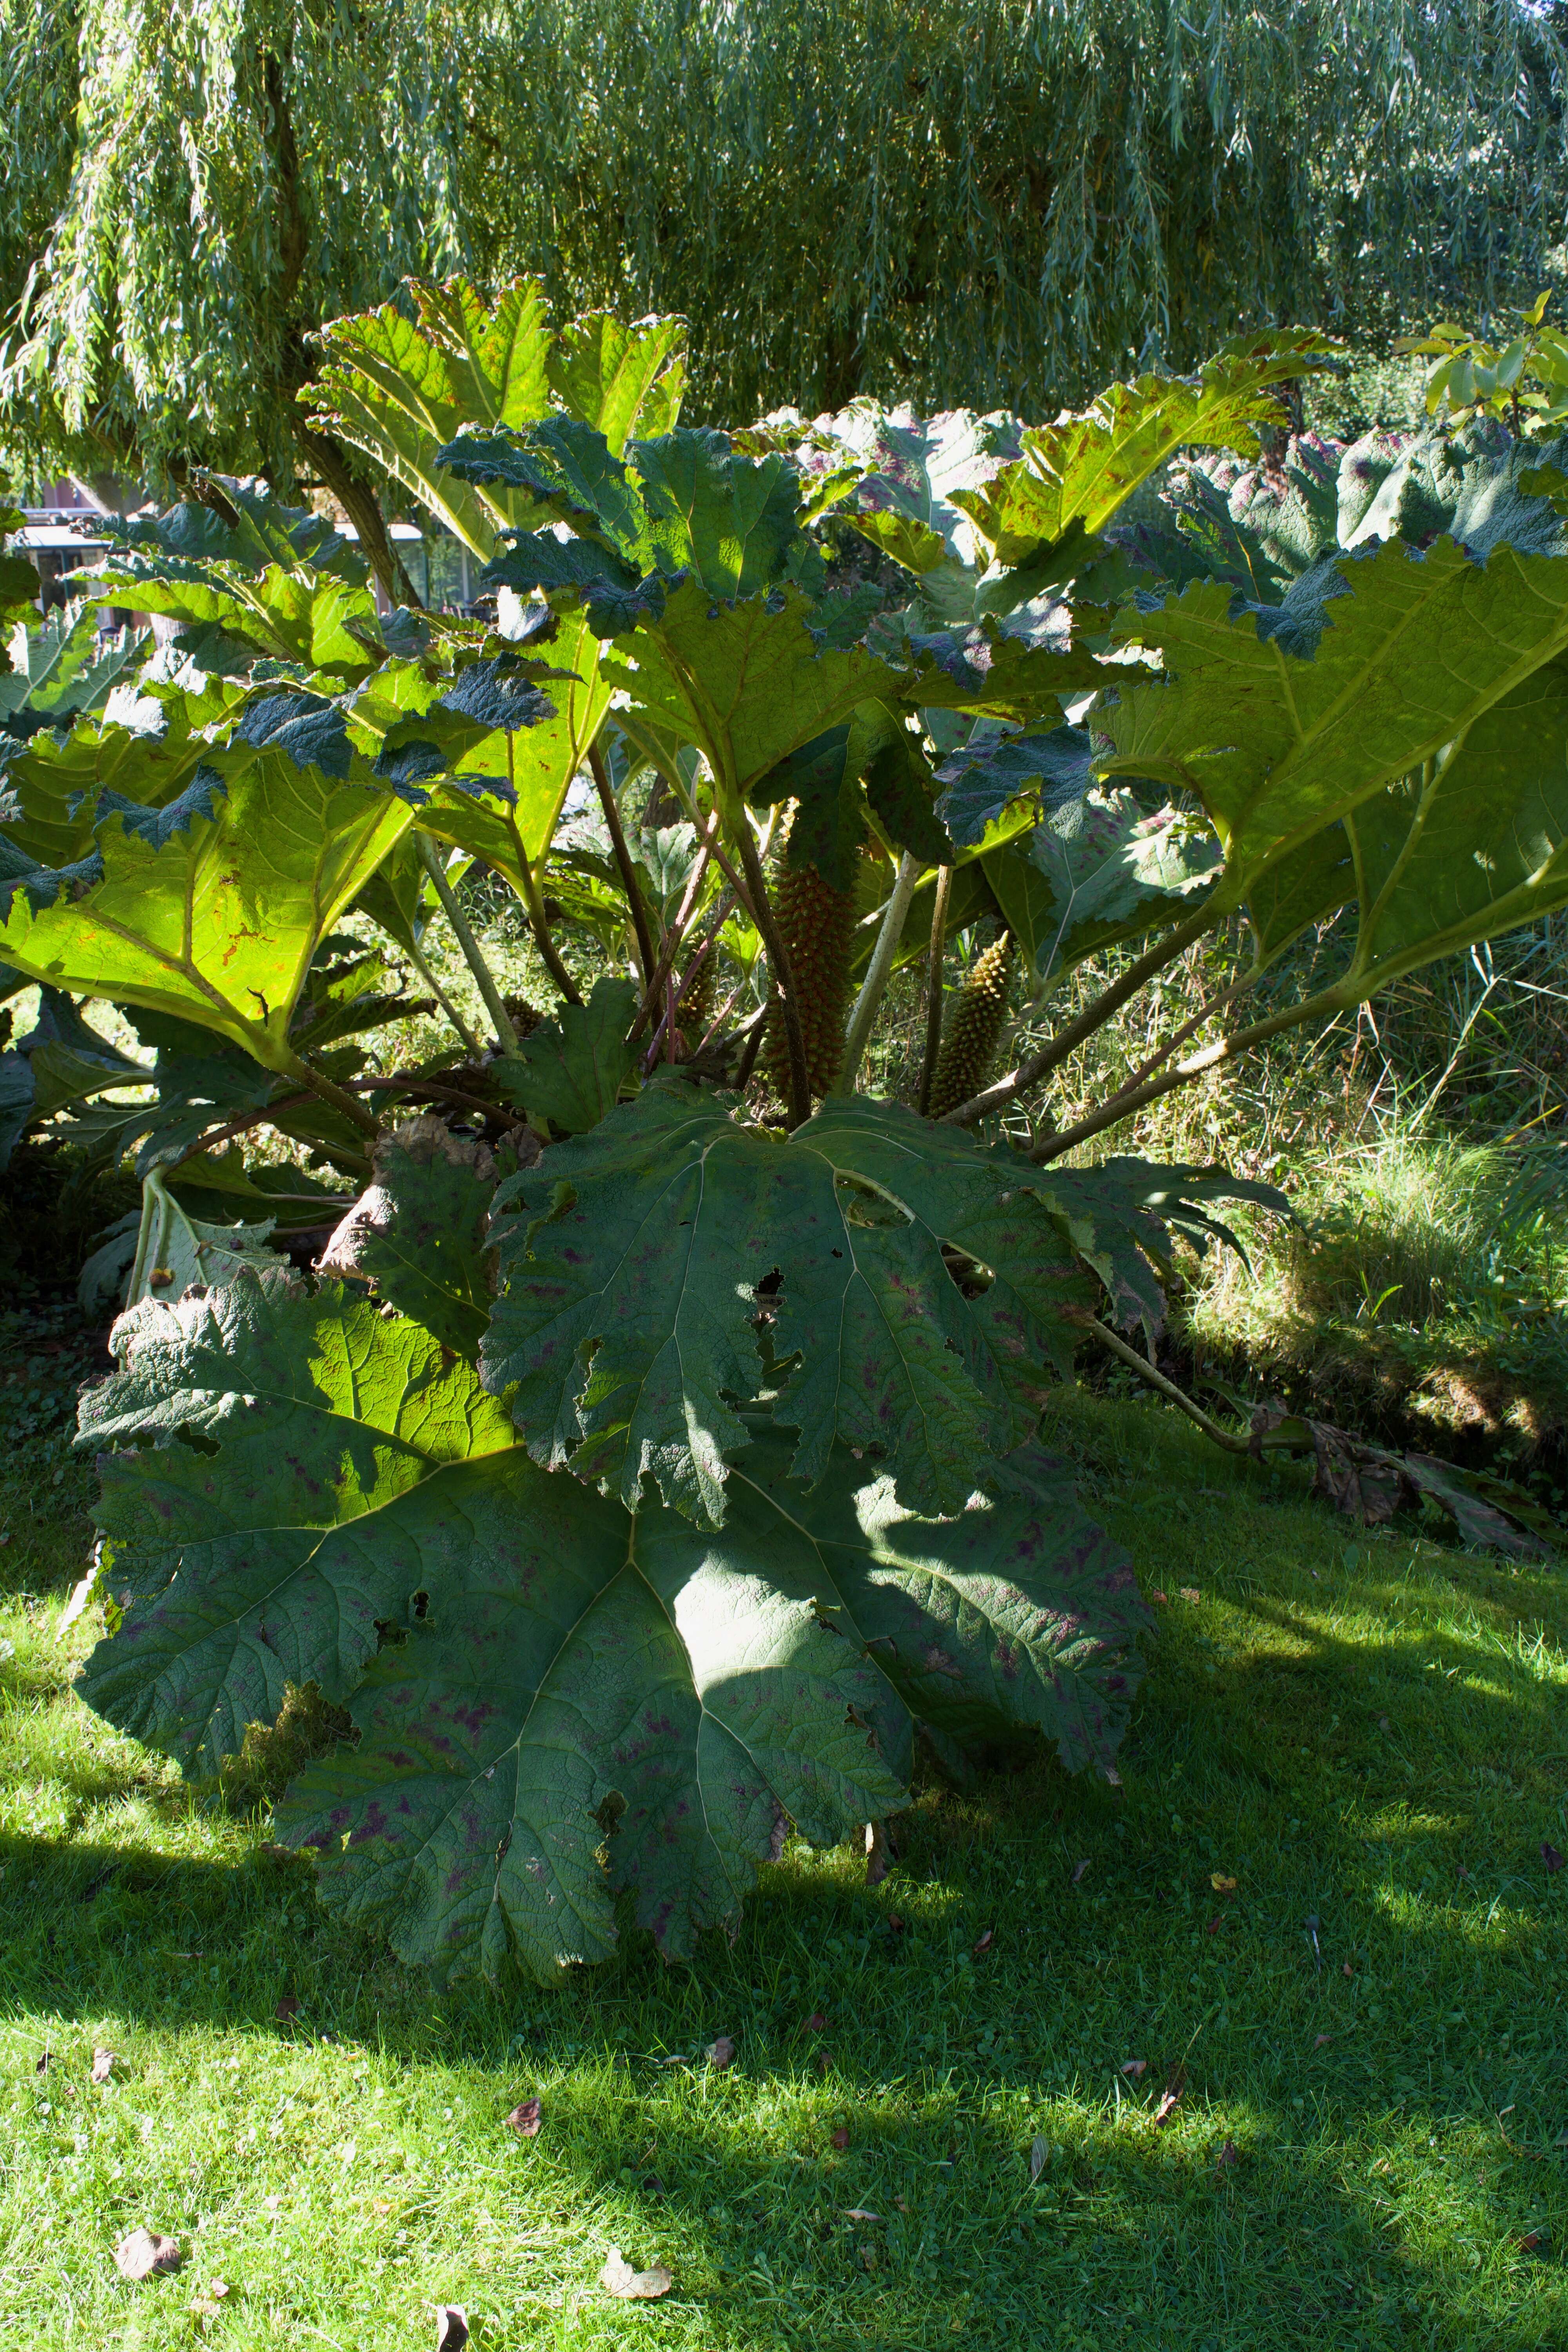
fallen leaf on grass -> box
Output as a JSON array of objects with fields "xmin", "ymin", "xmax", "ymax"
[
  {"xmin": 1210, "ymin": 1873, "xmax": 1237, "ymax": 1894},
  {"xmin": 1205, "ymin": 1917, "xmax": 1222, "ymax": 1936},
  {"xmin": 894, "ymin": 2195, "xmax": 909, "ymax": 2213},
  {"xmin": 1029, "ymin": 2134, "xmax": 1048, "ymax": 2181},
  {"xmin": 1120, "ymin": 2059, "xmax": 1147, "ymax": 2079},
  {"xmin": 114, "ymin": 2229, "xmax": 182, "ymax": 2281},
  {"xmin": 1152, "ymin": 2066, "xmax": 1186, "ymax": 2128},
  {"xmin": 844, "ymin": 2207, "xmax": 882, "ymax": 2223},
  {"xmin": 34, "ymin": 2050, "xmax": 51, "ymax": 2074},
  {"xmin": 1314, "ymin": 2034, "xmax": 1334, "ymax": 2048},
  {"xmin": 1342, "ymin": 1960, "xmax": 1354, "ymax": 1978},
  {"xmin": 831, "ymin": 2128, "xmax": 851, "ymax": 2151},
  {"xmin": 600, "ymin": 2247, "xmax": 672, "ymax": 2300},
  {"xmin": 91, "ymin": 2049, "xmax": 116, "ymax": 2084},
  {"xmin": 1542, "ymin": 1843, "xmax": 1565, "ymax": 1875},
  {"xmin": 1180, "ymin": 1588, "xmax": 1201, "ymax": 1603},
  {"xmin": 885, "ymin": 1913, "xmax": 906, "ymax": 1935},
  {"xmin": 972, "ymin": 1927, "xmax": 994, "ymax": 1956},
  {"xmin": 1516, "ymin": 2229, "xmax": 1546, "ymax": 2255},
  {"xmin": 1377, "ymin": 1715, "xmax": 1392, "ymax": 1732},
  {"xmin": 865, "ymin": 1820, "xmax": 897, "ymax": 1887},
  {"xmin": 274, "ymin": 1996, "xmax": 299, "ymax": 2022},
  {"xmin": 804, "ymin": 2012, "xmax": 828, "ymax": 2033},
  {"xmin": 1071, "ymin": 1859, "xmax": 1090, "ymax": 1885},
  {"xmin": 707, "ymin": 2035, "xmax": 736, "ymax": 2070},
  {"xmin": 1151, "ymin": 1590, "xmax": 1169, "ymax": 1604},
  {"xmin": 506, "ymin": 2099, "xmax": 542, "ymax": 2137},
  {"xmin": 1216, "ymin": 2139, "xmax": 1238, "ymax": 2169},
  {"xmin": 434, "ymin": 2305, "xmax": 469, "ymax": 2350}
]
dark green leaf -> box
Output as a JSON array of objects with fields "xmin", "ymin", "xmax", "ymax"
[{"xmin": 490, "ymin": 976, "xmax": 640, "ymax": 1136}]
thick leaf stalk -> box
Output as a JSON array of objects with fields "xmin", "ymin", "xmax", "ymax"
[
  {"xmin": 929, "ymin": 932, "xmax": 1016, "ymax": 1119},
  {"xmin": 762, "ymin": 856, "xmax": 858, "ymax": 1105}
]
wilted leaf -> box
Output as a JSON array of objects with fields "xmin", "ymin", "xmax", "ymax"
[
  {"xmin": 275, "ymin": 1996, "xmax": 300, "ymax": 2022},
  {"xmin": 1072, "ymin": 1859, "xmax": 1090, "ymax": 1885},
  {"xmin": 34, "ymin": 2050, "xmax": 51, "ymax": 2074},
  {"xmin": 844, "ymin": 2206, "xmax": 882, "ymax": 2222},
  {"xmin": 114, "ymin": 2228, "xmax": 182, "ymax": 2281},
  {"xmin": 506, "ymin": 2098, "xmax": 542, "ymax": 2137},
  {"xmin": 1120, "ymin": 2059, "xmax": 1147, "ymax": 2079},
  {"xmin": 1029, "ymin": 2134, "xmax": 1048, "ymax": 2181},
  {"xmin": 1210, "ymin": 1873, "xmax": 1237, "ymax": 1894},
  {"xmin": 1315, "ymin": 2034, "xmax": 1334, "ymax": 2047},
  {"xmin": 600, "ymin": 2247, "xmax": 673, "ymax": 2300},
  {"xmin": 1543, "ymin": 1842, "xmax": 1565, "ymax": 1874},
  {"xmin": 972, "ymin": 1926, "xmax": 994, "ymax": 1956},
  {"xmin": 1152, "ymin": 2066, "xmax": 1186, "ymax": 2127},
  {"xmin": 90, "ymin": 2048, "xmax": 116, "ymax": 2083},
  {"xmin": 1216, "ymin": 2138, "xmax": 1238, "ymax": 2169},
  {"xmin": 804, "ymin": 2013, "xmax": 828, "ymax": 2033},
  {"xmin": 317, "ymin": 1117, "xmax": 498, "ymax": 1359},
  {"xmin": 706, "ymin": 2036, "xmax": 735, "ymax": 2071},
  {"xmin": 865, "ymin": 1818, "xmax": 895, "ymax": 1888},
  {"xmin": 1517, "ymin": 2229, "xmax": 1546, "ymax": 2256},
  {"xmin": 831, "ymin": 2127, "xmax": 851, "ymax": 2151},
  {"xmin": 434, "ymin": 2306, "xmax": 469, "ymax": 2350}
]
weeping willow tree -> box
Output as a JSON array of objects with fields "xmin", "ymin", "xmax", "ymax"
[
  {"xmin": 2, "ymin": 0, "xmax": 1566, "ymax": 515},
  {"xmin": 0, "ymin": 0, "xmax": 467, "ymax": 595}
]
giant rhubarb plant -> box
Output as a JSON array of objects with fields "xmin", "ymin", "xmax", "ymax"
[{"xmin": 7, "ymin": 283, "xmax": 1568, "ymax": 1981}]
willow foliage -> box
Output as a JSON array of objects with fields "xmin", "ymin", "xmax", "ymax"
[{"xmin": 3, "ymin": 2, "xmax": 1567, "ymax": 488}]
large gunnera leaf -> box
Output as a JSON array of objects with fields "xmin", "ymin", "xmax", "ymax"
[
  {"xmin": 78, "ymin": 1269, "xmax": 1147, "ymax": 1982},
  {"xmin": 1101, "ymin": 521, "xmax": 1568, "ymax": 894},
  {"xmin": 483, "ymin": 1085, "xmax": 1112, "ymax": 1524}
]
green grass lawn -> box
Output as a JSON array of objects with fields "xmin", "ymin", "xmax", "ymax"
[{"xmin": 2, "ymin": 1314, "xmax": 1566, "ymax": 2350}]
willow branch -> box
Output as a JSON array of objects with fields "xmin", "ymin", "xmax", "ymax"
[
  {"xmin": 917, "ymin": 863, "xmax": 953, "ymax": 1116},
  {"xmin": 938, "ymin": 902, "xmax": 1219, "ymax": 1127},
  {"xmin": 415, "ymin": 834, "xmax": 523, "ymax": 1050},
  {"xmin": 840, "ymin": 851, "xmax": 921, "ymax": 1093},
  {"xmin": 588, "ymin": 740, "xmax": 658, "ymax": 986}
]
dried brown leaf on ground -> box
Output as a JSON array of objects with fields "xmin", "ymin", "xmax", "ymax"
[
  {"xmin": 1543, "ymin": 1842, "xmax": 1565, "ymax": 1874},
  {"xmin": 114, "ymin": 2229, "xmax": 182, "ymax": 2281},
  {"xmin": 506, "ymin": 2098, "xmax": 542, "ymax": 2137},
  {"xmin": 275, "ymin": 1996, "xmax": 300, "ymax": 2021},
  {"xmin": 1216, "ymin": 2138, "xmax": 1239, "ymax": 2169},
  {"xmin": 1029, "ymin": 2134, "xmax": 1048, "ymax": 2181},
  {"xmin": 34, "ymin": 2050, "xmax": 51, "ymax": 2073},
  {"xmin": 1152, "ymin": 2065, "xmax": 1186, "ymax": 2127},
  {"xmin": 804, "ymin": 2012, "xmax": 828, "ymax": 2033},
  {"xmin": 1071, "ymin": 1859, "xmax": 1090, "ymax": 1885},
  {"xmin": 91, "ymin": 2048, "xmax": 116, "ymax": 2083},
  {"xmin": 434, "ymin": 2305, "xmax": 469, "ymax": 2350},
  {"xmin": 1210, "ymin": 1873, "xmax": 1237, "ymax": 1893},
  {"xmin": 972, "ymin": 1927, "xmax": 994, "ymax": 1956},
  {"xmin": 1120, "ymin": 2059, "xmax": 1147, "ymax": 2079},
  {"xmin": 831, "ymin": 2127, "xmax": 851, "ymax": 2151},
  {"xmin": 706, "ymin": 2036, "xmax": 736, "ymax": 2070},
  {"xmin": 600, "ymin": 2247, "xmax": 673, "ymax": 2300},
  {"xmin": 844, "ymin": 2207, "xmax": 882, "ymax": 2222}
]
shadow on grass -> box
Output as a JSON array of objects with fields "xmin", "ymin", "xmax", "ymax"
[{"xmin": 4, "ymin": 1389, "xmax": 1568, "ymax": 2345}]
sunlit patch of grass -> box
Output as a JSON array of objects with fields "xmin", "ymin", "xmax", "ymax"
[{"xmin": 2, "ymin": 1369, "xmax": 1567, "ymax": 2348}]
